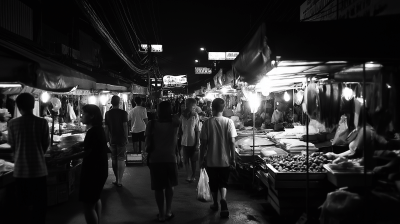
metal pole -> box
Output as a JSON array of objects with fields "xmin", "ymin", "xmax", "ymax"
[
  {"xmin": 305, "ymin": 77, "xmax": 309, "ymax": 219},
  {"xmin": 362, "ymin": 63, "xmax": 367, "ymax": 222},
  {"xmin": 252, "ymin": 112, "xmax": 255, "ymax": 184},
  {"xmin": 50, "ymin": 113, "xmax": 55, "ymax": 146}
]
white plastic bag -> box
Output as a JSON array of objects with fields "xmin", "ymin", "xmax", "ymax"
[
  {"xmin": 197, "ymin": 168, "xmax": 212, "ymax": 202},
  {"xmin": 332, "ymin": 115, "xmax": 349, "ymax": 146}
]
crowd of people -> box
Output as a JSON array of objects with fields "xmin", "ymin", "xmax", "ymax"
[{"xmin": 7, "ymin": 92, "xmax": 237, "ymax": 223}]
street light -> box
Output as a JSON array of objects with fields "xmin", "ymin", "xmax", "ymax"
[
  {"xmin": 195, "ymin": 59, "xmax": 199, "ymax": 63},
  {"xmin": 200, "ymin": 47, "xmax": 206, "ymax": 52}
]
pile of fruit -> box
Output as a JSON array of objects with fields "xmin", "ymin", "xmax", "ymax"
[{"xmin": 264, "ymin": 152, "xmax": 331, "ymax": 173}]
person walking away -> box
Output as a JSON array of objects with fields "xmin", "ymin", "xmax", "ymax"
[
  {"xmin": 128, "ymin": 97, "xmax": 148, "ymax": 154},
  {"xmin": 79, "ymin": 105, "xmax": 108, "ymax": 224},
  {"xmin": 146, "ymin": 101, "xmax": 180, "ymax": 222},
  {"xmin": 179, "ymin": 98, "xmax": 200, "ymax": 183},
  {"xmin": 7, "ymin": 93, "xmax": 49, "ymax": 223},
  {"xmin": 200, "ymin": 98, "xmax": 237, "ymax": 218},
  {"xmin": 105, "ymin": 96, "xmax": 128, "ymax": 187}
]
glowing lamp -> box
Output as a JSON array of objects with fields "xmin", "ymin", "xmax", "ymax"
[
  {"xmin": 342, "ymin": 87, "xmax": 353, "ymax": 100},
  {"xmin": 248, "ymin": 92, "xmax": 260, "ymax": 113},
  {"xmin": 122, "ymin": 94, "xmax": 128, "ymax": 102},
  {"xmin": 284, "ymin": 91, "xmax": 290, "ymax": 102},
  {"xmin": 200, "ymin": 47, "xmax": 205, "ymax": 51},
  {"xmin": 88, "ymin": 95, "xmax": 97, "ymax": 105},
  {"xmin": 195, "ymin": 59, "xmax": 199, "ymax": 63},
  {"xmin": 99, "ymin": 94, "xmax": 108, "ymax": 106},
  {"xmin": 221, "ymin": 87, "xmax": 228, "ymax": 94},
  {"xmin": 41, "ymin": 92, "xmax": 51, "ymax": 103}
]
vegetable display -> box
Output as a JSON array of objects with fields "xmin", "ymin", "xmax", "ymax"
[{"xmin": 264, "ymin": 152, "xmax": 331, "ymax": 173}]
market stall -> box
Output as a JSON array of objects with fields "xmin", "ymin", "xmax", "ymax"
[{"xmin": 228, "ymin": 15, "xmax": 400, "ymax": 221}]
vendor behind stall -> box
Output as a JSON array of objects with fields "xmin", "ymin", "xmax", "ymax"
[{"xmin": 326, "ymin": 109, "xmax": 392, "ymax": 168}]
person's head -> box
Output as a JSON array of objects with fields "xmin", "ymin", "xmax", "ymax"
[
  {"xmin": 81, "ymin": 104, "xmax": 103, "ymax": 127},
  {"xmin": 111, "ymin": 95, "xmax": 120, "ymax": 107},
  {"xmin": 195, "ymin": 98, "xmax": 199, "ymax": 105},
  {"xmin": 185, "ymin": 98, "xmax": 197, "ymax": 112},
  {"xmin": 134, "ymin": 97, "xmax": 142, "ymax": 105},
  {"xmin": 212, "ymin": 98, "xmax": 225, "ymax": 114},
  {"xmin": 130, "ymin": 98, "xmax": 136, "ymax": 108},
  {"xmin": 16, "ymin": 93, "xmax": 34, "ymax": 113},
  {"xmin": 207, "ymin": 101, "xmax": 211, "ymax": 107},
  {"xmin": 157, "ymin": 101, "xmax": 172, "ymax": 121},
  {"xmin": 179, "ymin": 102, "xmax": 185, "ymax": 113}
]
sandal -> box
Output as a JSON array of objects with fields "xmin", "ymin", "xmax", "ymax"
[
  {"xmin": 112, "ymin": 181, "xmax": 122, "ymax": 187},
  {"xmin": 165, "ymin": 213, "xmax": 175, "ymax": 221},
  {"xmin": 156, "ymin": 214, "xmax": 165, "ymax": 222}
]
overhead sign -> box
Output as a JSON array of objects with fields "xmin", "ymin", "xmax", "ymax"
[
  {"xmin": 139, "ymin": 44, "xmax": 163, "ymax": 53},
  {"xmin": 225, "ymin": 52, "xmax": 239, "ymax": 60},
  {"xmin": 208, "ymin": 52, "xmax": 226, "ymax": 60},
  {"xmin": 195, "ymin": 67, "xmax": 212, "ymax": 74},
  {"xmin": 163, "ymin": 75, "xmax": 187, "ymax": 88}
]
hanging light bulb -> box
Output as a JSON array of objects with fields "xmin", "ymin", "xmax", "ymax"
[
  {"xmin": 40, "ymin": 92, "xmax": 51, "ymax": 103},
  {"xmin": 88, "ymin": 95, "xmax": 97, "ymax": 105},
  {"xmin": 283, "ymin": 91, "xmax": 290, "ymax": 102},
  {"xmin": 343, "ymin": 87, "xmax": 353, "ymax": 100},
  {"xmin": 122, "ymin": 94, "xmax": 128, "ymax": 102}
]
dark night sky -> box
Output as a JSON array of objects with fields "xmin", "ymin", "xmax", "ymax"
[{"xmin": 25, "ymin": 0, "xmax": 304, "ymax": 87}]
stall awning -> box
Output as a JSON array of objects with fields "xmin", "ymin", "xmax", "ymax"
[
  {"xmin": 96, "ymin": 83, "xmax": 128, "ymax": 92},
  {"xmin": 233, "ymin": 15, "xmax": 400, "ymax": 85},
  {"xmin": 0, "ymin": 38, "xmax": 96, "ymax": 90},
  {"xmin": 1, "ymin": 85, "xmax": 78, "ymax": 95}
]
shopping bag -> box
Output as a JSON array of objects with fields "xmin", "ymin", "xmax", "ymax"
[
  {"xmin": 196, "ymin": 168, "xmax": 212, "ymax": 202},
  {"xmin": 332, "ymin": 115, "xmax": 349, "ymax": 146}
]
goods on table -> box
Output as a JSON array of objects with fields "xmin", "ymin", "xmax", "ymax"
[
  {"xmin": 235, "ymin": 136, "xmax": 275, "ymax": 148},
  {"xmin": 48, "ymin": 143, "xmax": 84, "ymax": 162},
  {"xmin": 265, "ymin": 152, "xmax": 330, "ymax": 173},
  {"xmin": 277, "ymin": 139, "xmax": 318, "ymax": 153}
]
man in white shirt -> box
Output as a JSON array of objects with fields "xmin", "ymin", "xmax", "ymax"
[
  {"xmin": 128, "ymin": 97, "xmax": 148, "ymax": 154},
  {"xmin": 200, "ymin": 98, "xmax": 237, "ymax": 218}
]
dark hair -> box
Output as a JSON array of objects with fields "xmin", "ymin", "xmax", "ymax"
[
  {"xmin": 212, "ymin": 98, "xmax": 225, "ymax": 113},
  {"xmin": 130, "ymin": 99, "xmax": 136, "ymax": 108},
  {"xmin": 82, "ymin": 104, "xmax": 103, "ymax": 126},
  {"xmin": 157, "ymin": 101, "xmax": 172, "ymax": 121},
  {"xmin": 111, "ymin": 95, "xmax": 120, "ymax": 107},
  {"xmin": 135, "ymin": 97, "xmax": 142, "ymax": 105},
  {"xmin": 185, "ymin": 98, "xmax": 196, "ymax": 108},
  {"xmin": 16, "ymin": 93, "xmax": 34, "ymax": 111}
]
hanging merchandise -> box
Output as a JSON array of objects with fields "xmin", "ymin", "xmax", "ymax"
[
  {"xmin": 318, "ymin": 85, "xmax": 328, "ymax": 125},
  {"xmin": 50, "ymin": 97, "xmax": 62, "ymax": 113},
  {"xmin": 68, "ymin": 102, "xmax": 77, "ymax": 121},
  {"xmin": 304, "ymin": 83, "xmax": 319, "ymax": 120},
  {"xmin": 294, "ymin": 90, "xmax": 304, "ymax": 105},
  {"xmin": 331, "ymin": 83, "xmax": 341, "ymax": 128}
]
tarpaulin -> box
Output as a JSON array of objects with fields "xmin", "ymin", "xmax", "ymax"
[
  {"xmin": 0, "ymin": 38, "xmax": 96, "ymax": 90},
  {"xmin": 232, "ymin": 23, "xmax": 272, "ymax": 85}
]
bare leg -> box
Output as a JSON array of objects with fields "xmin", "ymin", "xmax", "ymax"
[
  {"xmin": 133, "ymin": 142, "xmax": 139, "ymax": 154},
  {"xmin": 94, "ymin": 200, "xmax": 102, "ymax": 224},
  {"xmin": 112, "ymin": 159, "xmax": 118, "ymax": 183},
  {"xmin": 212, "ymin": 191, "xmax": 218, "ymax": 205},
  {"xmin": 155, "ymin": 190, "xmax": 165, "ymax": 221},
  {"xmin": 117, "ymin": 160, "xmax": 125, "ymax": 184},
  {"xmin": 190, "ymin": 158, "xmax": 197, "ymax": 179},
  {"xmin": 165, "ymin": 187, "xmax": 174, "ymax": 215},
  {"xmin": 219, "ymin": 188, "xmax": 227, "ymax": 201},
  {"xmin": 83, "ymin": 202, "xmax": 98, "ymax": 224}
]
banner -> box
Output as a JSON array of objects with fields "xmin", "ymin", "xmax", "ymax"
[
  {"xmin": 195, "ymin": 67, "xmax": 212, "ymax": 74},
  {"xmin": 163, "ymin": 75, "xmax": 187, "ymax": 88},
  {"xmin": 208, "ymin": 52, "xmax": 226, "ymax": 60},
  {"xmin": 131, "ymin": 84, "xmax": 148, "ymax": 95},
  {"xmin": 225, "ymin": 52, "xmax": 239, "ymax": 60}
]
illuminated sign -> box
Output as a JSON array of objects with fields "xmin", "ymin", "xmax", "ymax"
[
  {"xmin": 195, "ymin": 67, "xmax": 212, "ymax": 74},
  {"xmin": 225, "ymin": 52, "xmax": 239, "ymax": 60},
  {"xmin": 208, "ymin": 52, "xmax": 226, "ymax": 60},
  {"xmin": 163, "ymin": 75, "xmax": 187, "ymax": 88},
  {"xmin": 139, "ymin": 44, "xmax": 163, "ymax": 53}
]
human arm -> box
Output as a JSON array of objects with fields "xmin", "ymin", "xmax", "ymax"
[
  {"xmin": 123, "ymin": 122, "xmax": 128, "ymax": 144},
  {"xmin": 199, "ymin": 121, "xmax": 207, "ymax": 168},
  {"xmin": 42, "ymin": 121, "xmax": 50, "ymax": 153},
  {"xmin": 143, "ymin": 108, "xmax": 148, "ymax": 126},
  {"xmin": 104, "ymin": 125, "xmax": 110, "ymax": 143},
  {"xmin": 228, "ymin": 120, "xmax": 237, "ymax": 168},
  {"xmin": 373, "ymin": 157, "xmax": 400, "ymax": 174}
]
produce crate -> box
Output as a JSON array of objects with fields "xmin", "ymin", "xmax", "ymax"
[
  {"xmin": 268, "ymin": 196, "xmax": 298, "ymax": 216},
  {"xmin": 323, "ymin": 164, "xmax": 373, "ymax": 188},
  {"xmin": 267, "ymin": 164, "xmax": 327, "ymax": 181},
  {"xmin": 126, "ymin": 153, "xmax": 143, "ymax": 164}
]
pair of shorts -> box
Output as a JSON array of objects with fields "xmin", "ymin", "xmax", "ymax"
[
  {"xmin": 149, "ymin": 162, "xmax": 178, "ymax": 190},
  {"xmin": 182, "ymin": 146, "xmax": 199, "ymax": 162},
  {"xmin": 132, "ymin": 131, "xmax": 145, "ymax": 142},
  {"xmin": 110, "ymin": 143, "xmax": 127, "ymax": 161},
  {"xmin": 206, "ymin": 167, "xmax": 230, "ymax": 192}
]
